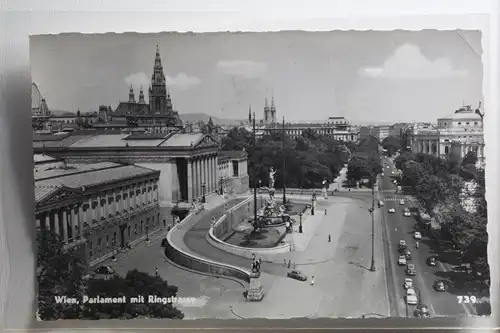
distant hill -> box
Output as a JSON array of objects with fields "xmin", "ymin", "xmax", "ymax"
[
  {"xmin": 50, "ymin": 110, "xmax": 74, "ymax": 116},
  {"xmin": 179, "ymin": 113, "xmax": 242, "ymax": 125}
]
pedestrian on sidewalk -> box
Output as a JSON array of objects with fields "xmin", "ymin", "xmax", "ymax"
[
  {"xmin": 328, "ymin": 234, "xmax": 331, "ymax": 242},
  {"xmin": 311, "ymin": 276, "xmax": 315, "ymax": 286},
  {"xmin": 155, "ymin": 267, "xmax": 159, "ymax": 277},
  {"xmin": 325, "ymin": 209, "xmax": 327, "ymax": 215},
  {"xmin": 284, "ymin": 258, "xmax": 287, "ymax": 266}
]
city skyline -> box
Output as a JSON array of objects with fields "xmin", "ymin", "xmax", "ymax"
[{"xmin": 30, "ymin": 30, "xmax": 482, "ymax": 124}]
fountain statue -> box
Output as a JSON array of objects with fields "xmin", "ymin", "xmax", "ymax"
[{"xmin": 269, "ymin": 167, "xmax": 277, "ymax": 189}]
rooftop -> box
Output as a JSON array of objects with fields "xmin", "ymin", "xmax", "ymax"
[
  {"xmin": 34, "ymin": 154, "xmax": 60, "ymax": 164},
  {"xmin": 158, "ymin": 133, "xmax": 204, "ymax": 147},
  {"xmin": 219, "ymin": 150, "xmax": 247, "ymax": 160},
  {"xmin": 35, "ymin": 162, "xmax": 158, "ymax": 203}
]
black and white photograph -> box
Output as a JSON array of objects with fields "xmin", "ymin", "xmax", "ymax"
[{"xmin": 31, "ymin": 30, "xmax": 491, "ymax": 321}]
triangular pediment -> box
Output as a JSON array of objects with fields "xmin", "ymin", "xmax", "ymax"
[
  {"xmin": 193, "ymin": 134, "xmax": 220, "ymax": 149},
  {"xmin": 36, "ymin": 186, "xmax": 82, "ymax": 207}
]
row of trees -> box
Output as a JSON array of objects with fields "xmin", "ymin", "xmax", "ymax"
[
  {"xmin": 395, "ymin": 150, "xmax": 489, "ymax": 280},
  {"xmin": 37, "ymin": 229, "xmax": 184, "ymax": 320},
  {"xmin": 221, "ymin": 127, "xmax": 352, "ymax": 189},
  {"xmin": 346, "ymin": 135, "xmax": 383, "ymax": 187}
]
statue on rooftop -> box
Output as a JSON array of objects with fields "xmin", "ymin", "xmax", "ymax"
[{"xmin": 269, "ymin": 167, "xmax": 277, "ymax": 189}]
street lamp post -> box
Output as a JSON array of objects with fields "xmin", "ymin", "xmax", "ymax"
[
  {"xmin": 369, "ymin": 175, "xmax": 376, "ymax": 272},
  {"xmin": 252, "ymin": 110, "xmax": 258, "ymax": 228},
  {"xmin": 201, "ymin": 182, "xmax": 206, "ymax": 203},
  {"xmin": 299, "ymin": 212, "xmax": 303, "ymax": 233},
  {"xmin": 282, "ymin": 117, "xmax": 287, "ymax": 206},
  {"xmin": 111, "ymin": 238, "xmax": 116, "ymax": 261},
  {"xmin": 219, "ymin": 176, "xmax": 224, "ymax": 194}
]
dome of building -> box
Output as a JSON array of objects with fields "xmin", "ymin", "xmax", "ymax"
[{"xmin": 439, "ymin": 105, "xmax": 482, "ymax": 121}]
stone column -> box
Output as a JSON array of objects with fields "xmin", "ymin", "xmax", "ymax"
[
  {"xmin": 44, "ymin": 213, "xmax": 50, "ymax": 231},
  {"xmin": 71, "ymin": 206, "xmax": 78, "ymax": 241},
  {"xmin": 53, "ymin": 211, "xmax": 60, "ymax": 236},
  {"xmin": 194, "ymin": 158, "xmax": 199, "ymax": 198},
  {"xmin": 202, "ymin": 156, "xmax": 206, "ymax": 196},
  {"xmin": 62, "ymin": 209, "xmax": 69, "ymax": 243},
  {"xmin": 79, "ymin": 204, "xmax": 85, "ymax": 238},
  {"xmin": 187, "ymin": 159, "xmax": 193, "ymax": 202},
  {"xmin": 208, "ymin": 156, "xmax": 213, "ymax": 193}
]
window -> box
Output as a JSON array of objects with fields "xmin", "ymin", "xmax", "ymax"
[
  {"xmin": 106, "ymin": 235, "xmax": 109, "ymax": 248},
  {"xmin": 134, "ymin": 224, "xmax": 137, "ymax": 235},
  {"xmin": 128, "ymin": 226, "xmax": 131, "ymax": 237},
  {"xmin": 141, "ymin": 221, "xmax": 143, "ymax": 233},
  {"xmin": 97, "ymin": 238, "xmax": 102, "ymax": 252},
  {"xmin": 474, "ymin": 122, "xmax": 478, "ymax": 125},
  {"xmin": 232, "ymin": 161, "xmax": 239, "ymax": 177},
  {"xmin": 89, "ymin": 241, "xmax": 93, "ymax": 257},
  {"xmin": 445, "ymin": 146, "xmax": 449, "ymax": 154},
  {"xmin": 458, "ymin": 122, "xmax": 462, "ymax": 125},
  {"xmin": 113, "ymin": 232, "xmax": 117, "ymax": 244},
  {"xmin": 466, "ymin": 122, "xmax": 470, "ymax": 125}
]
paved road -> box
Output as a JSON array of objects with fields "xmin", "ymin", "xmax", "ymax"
[
  {"xmin": 378, "ymin": 157, "xmax": 470, "ymax": 318},
  {"xmin": 182, "ymin": 198, "xmax": 290, "ymax": 277}
]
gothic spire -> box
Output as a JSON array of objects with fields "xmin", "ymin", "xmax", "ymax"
[
  {"xmin": 138, "ymin": 85, "xmax": 145, "ymax": 104},
  {"xmin": 248, "ymin": 105, "xmax": 252, "ymax": 122},
  {"xmin": 128, "ymin": 85, "xmax": 136, "ymax": 103}
]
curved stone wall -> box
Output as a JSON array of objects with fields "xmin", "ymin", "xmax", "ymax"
[
  {"xmin": 164, "ymin": 210, "xmax": 252, "ymax": 284},
  {"xmin": 207, "ymin": 197, "xmax": 291, "ymax": 259}
]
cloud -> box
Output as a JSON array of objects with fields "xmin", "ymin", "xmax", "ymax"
[
  {"xmin": 216, "ymin": 60, "xmax": 268, "ymax": 79},
  {"xmin": 124, "ymin": 72, "xmax": 149, "ymax": 87},
  {"xmin": 358, "ymin": 44, "xmax": 469, "ymax": 79},
  {"xmin": 166, "ymin": 72, "xmax": 201, "ymax": 90},
  {"xmin": 124, "ymin": 72, "xmax": 200, "ymax": 91}
]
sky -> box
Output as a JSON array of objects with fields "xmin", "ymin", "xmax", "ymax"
[{"xmin": 30, "ymin": 30, "xmax": 483, "ymax": 124}]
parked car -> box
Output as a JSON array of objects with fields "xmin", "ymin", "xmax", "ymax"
[
  {"xmin": 287, "ymin": 270, "xmax": 307, "ymax": 281},
  {"xmin": 398, "ymin": 255, "xmax": 407, "ymax": 266},
  {"xmin": 404, "ymin": 250, "xmax": 412, "ymax": 260},
  {"xmin": 414, "ymin": 232, "xmax": 422, "ymax": 240},
  {"xmin": 406, "ymin": 264, "xmax": 416, "ymax": 276},
  {"xmin": 388, "ymin": 208, "xmax": 395, "ymax": 213},
  {"xmin": 433, "ymin": 280, "xmax": 447, "ymax": 292},
  {"xmin": 403, "ymin": 278, "xmax": 413, "ymax": 290},
  {"xmin": 91, "ymin": 265, "xmax": 116, "ymax": 280},
  {"xmin": 406, "ymin": 288, "xmax": 418, "ymax": 305},
  {"xmin": 378, "ymin": 200, "xmax": 385, "ymax": 207},
  {"xmin": 414, "ymin": 304, "xmax": 431, "ymax": 318},
  {"xmin": 426, "ymin": 256, "xmax": 437, "ymax": 266}
]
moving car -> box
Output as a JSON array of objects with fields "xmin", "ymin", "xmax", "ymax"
[
  {"xmin": 406, "ymin": 288, "xmax": 418, "ymax": 305},
  {"xmin": 388, "ymin": 208, "xmax": 395, "ymax": 213},
  {"xmin": 403, "ymin": 209, "xmax": 411, "ymax": 217},
  {"xmin": 378, "ymin": 200, "xmax": 385, "ymax": 207},
  {"xmin": 398, "ymin": 240, "xmax": 407, "ymax": 252},
  {"xmin": 398, "ymin": 255, "xmax": 407, "ymax": 266},
  {"xmin": 406, "ymin": 264, "xmax": 416, "ymax": 276},
  {"xmin": 287, "ymin": 270, "xmax": 307, "ymax": 281},
  {"xmin": 433, "ymin": 280, "xmax": 446, "ymax": 292},
  {"xmin": 426, "ymin": 256, "xmax": 437, "ymax": 266},
  {"xmin": 414, "ymin": 304, "xmax": 431, "ymax": 318},
  {"xmin": 403, "ymin": 278, "xmax": 413, "ymax": 289},
  {"xmin": 399, "ymin": 199, "xmax": 405, "ymax": 205},
  {"xmin": 414, "ymin": 232, "xmax": 422, "ymax": 240},
  {"xmin": 404, "ymin": 250, "xmax": 412, "ymax": 260}
]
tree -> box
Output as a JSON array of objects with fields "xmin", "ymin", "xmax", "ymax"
[
  {"xmin": 381, "ymin": 135, "xmax": 401, "ymax": 156},
  {"xmin": 37, "ymin": 229, "xmax": 86, "ymax": 320},
  {"xmin": 83, "ymin": 269, "xmax": 184, "ymax": 320},
  {"xmin": 462, "ymin": 150, "xmax": 478, "ymax": 167}
]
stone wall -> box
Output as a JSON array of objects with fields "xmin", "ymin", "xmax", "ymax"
[
  {"xmin": 164, "ymin": 209, "xmax": 252, "ymax": 284},
  {"xmin": 214, "ymin": 197, "xmax": 254, "ymax": 239}
]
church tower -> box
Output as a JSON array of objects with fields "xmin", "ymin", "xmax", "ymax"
[
  {"xmin": 263, "ymin": 97, "xmax": 270, "ymax": 125},
  {"xmin": 270, "ymin": 96, "xmax": 277, "ymax": 125},
  {"xmin": 148, "ymin": 44, "xmax": 167, "ymax": 114},
  {"xmin": 138, "ymin": 86, "xmax": 146, "ymax": 104},
  {"xmin": 128, "ymin": 85, "xmax": 136, "ymax": 103}
]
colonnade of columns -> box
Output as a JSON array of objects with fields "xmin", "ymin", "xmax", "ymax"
[
  {"xmin": 416, "ymin": 139, "xmax": 439, "ymax": 156},
  {"xmin": 186, "ymin": 153, "xmax": 217, "ymax": 202},
  {"xmin": 35, "ymin": 178, "xmax": 160, "ymax": 245}
]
